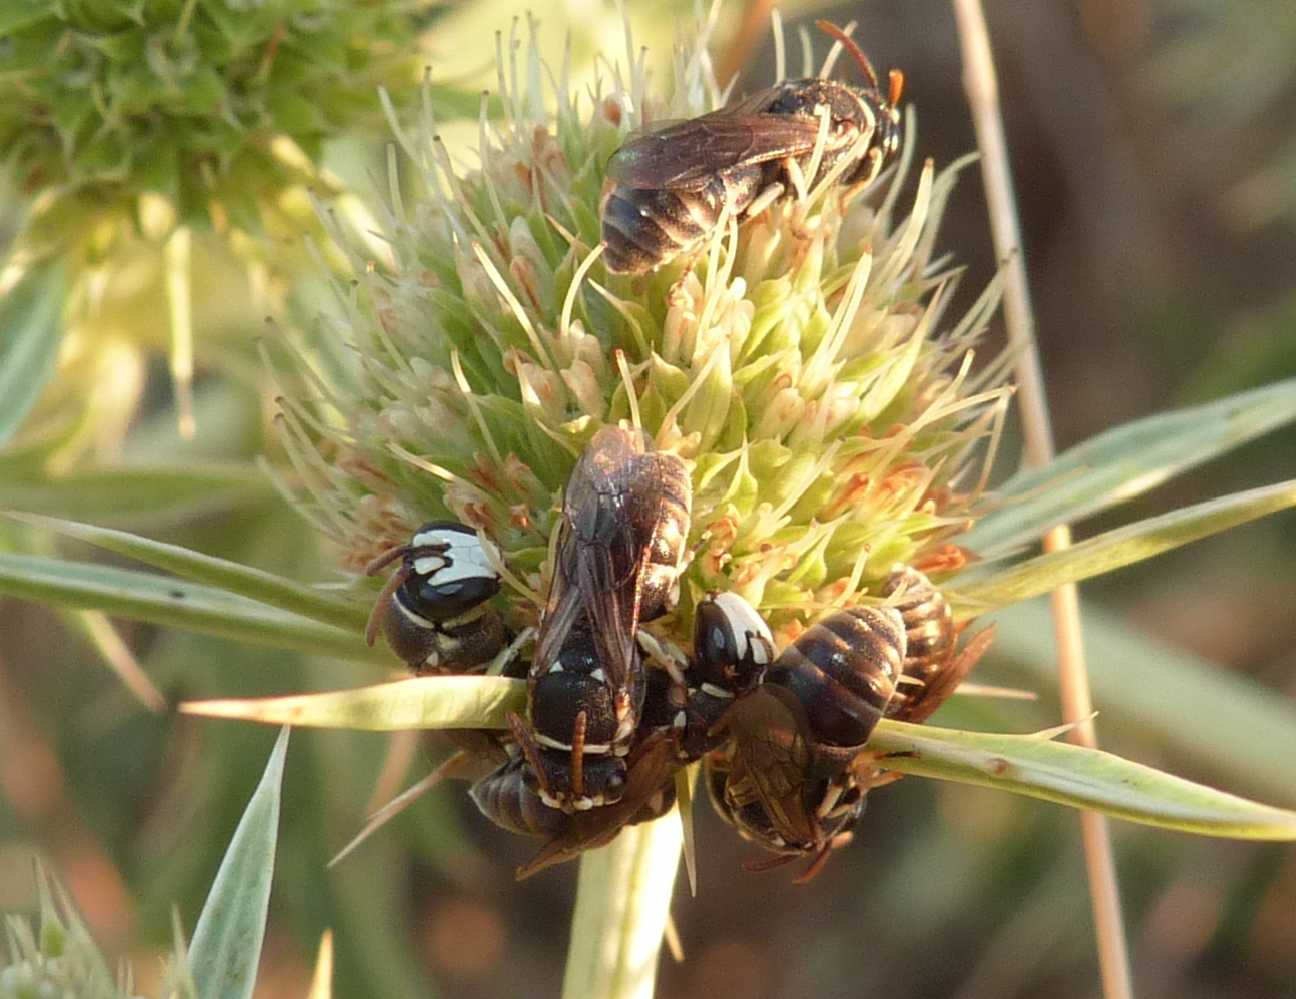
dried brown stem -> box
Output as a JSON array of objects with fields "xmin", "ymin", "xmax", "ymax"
[{"xmin": 950, "ymin": 2, "xmax": 1134, "ymax": 997}]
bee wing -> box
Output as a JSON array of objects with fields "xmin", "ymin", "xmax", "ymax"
[
  {"xmin": 536, "ymin": 428, "xmax": 649, "ymax": 687},
  {"xmin": 515, "ymin": 732, "xmax": 679, "ymax": 879},
  {"xmin": 606, "ymin": 113, "xmax": 825, "ymax": 190},
  {"xmin": 891, "ymin": 625, "xmax": 997, "ymax": 724},
  {"xmin": 719, "ymin": 688, "xmax": 820, "ymax": 846},
  {"xmin": 533, "ymin": 520, "xmax": 583, "ymax": 674}
]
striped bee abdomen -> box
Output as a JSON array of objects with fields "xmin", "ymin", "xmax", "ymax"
[{"xmin": 764, "ymin": 605, "xmax": 905, "ymax": 749}]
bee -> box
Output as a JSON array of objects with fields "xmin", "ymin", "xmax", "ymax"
[
  {"xmin": 708, "ymin": 604, "xmax": 906, "ymax": 878},
  {"xmin": 471, "ymin": 726, "xmax": 680, "ymax": 879},
  {"xmin": 677, "ymin": 591, "xmax": 776, "ymax": 761},
  {"xmin": 600, "ymin": 21, "xmax": 904, "ymax": 275},
  {"xmin": 514, "ymin": 426, "xmax": 693, "ymax": 812},
  {"xmin": 704, "ymin": 737, "xmax": 865, "ymax": 883},
  {"xmin": 881, "ymin": 565, "xmax": 996, "ymax": 724},
  {"xmin": 364, "ymin": 521, "xmax": 509, "ymax": 674}
]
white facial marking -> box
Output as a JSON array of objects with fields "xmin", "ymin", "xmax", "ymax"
[
  {"xmin": 673, "ymin": 711, "xmax": 687, "ymax": 729},
  {"xmin": 589, "ymin": 668, "xmax": 607, "ymax": 683},
  {"xmin": 700, "ymin": 683, "xmax": 735, "ymax": 700},
  {"xmin": 713, "ymin": 592, "xmax": 773, "ymax": 655},
  {"xmin": 410, "ymin": 528, "xmax": 501, "ymax": 584}
]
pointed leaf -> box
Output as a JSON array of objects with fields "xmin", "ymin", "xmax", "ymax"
[
  {"xmin": 0, "ymin": 263, "xmax": 66, "ymax": 447},
  {"xmin": 955, "ymin": 479, "xmax": 1296, "ymax": 613},
  {"xmin": 991, "ymin": 600, "xmax": 1296, "ymax": 806},
  {"xmin": 5, "ymin": 510, "xmax": 368, "ymax": 632},
  {"xmin": 0, "ymin": 462, "xmax": 274, "ymax": 524},
  {"xmin": 190, "ymin": 727, "xmax": 290, "ymax": 999},
  {"xmin": 181, "ymin": 676, "xmax": 527, "ymax": 730},
  {"xmin": 0, "ymin": 553, "xmax": 386, "ymax": 663},
  {"xmin": 869, "ymin": 720, "xmax": 1296, "ymax": 838},
  {"xmin": 965, "ymin": 378, "xmax": 1296, "ymax": 554}
]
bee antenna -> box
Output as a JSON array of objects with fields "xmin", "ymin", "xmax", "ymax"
[
  {"xmin": 814, "ymin": 20, "xmax": 879, "ymax": 90},
  {"xmin": 508, "ymin": 713, "xmax": 554, "ymax": 798},
  {"xmin": 364, "ymin": 563, "xmax": 412, "ymax": 646},
  {"xmin": 889, "ymin": 68, "xmax": 905, "ymax": 106},
  {"xmin": 364, "ymin": 541, "xmax": 411, "ymax": 577},
  {"xmin": 570, "ymin": 710, "xmax": 587, "ymax": 798}
]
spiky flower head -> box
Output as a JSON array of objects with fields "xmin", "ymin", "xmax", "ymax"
[
  {"xmin": 0, "ymin": 870, "xmax": 150, "ymax": 999},
  {"xmin": 1, "ymin": 0, "xmax": 419, "ymax": 263},
  {"xmin": 275, "ymin": 13, "xmax": 1010, "ymax": 648}
]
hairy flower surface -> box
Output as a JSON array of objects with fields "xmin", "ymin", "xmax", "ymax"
[{"xmin": 278, "ymin": 14, "xmax": 1011, "ymax": 648}]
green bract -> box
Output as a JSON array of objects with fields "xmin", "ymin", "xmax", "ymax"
[
  {"xmin": 0, "ymin": 0, "xmax": 418, "ymax": 258},
  {"xmin": 276, "ymin": 17, "xmax": 1011, "ymax": 648}
]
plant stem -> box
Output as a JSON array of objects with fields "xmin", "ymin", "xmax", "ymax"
[
  {"xmin": 561, "ymin": 812, "xmax": 683, "ymax": 999},
  {"xmin": 950, "ymin": 3, "xmax": 1134, "ymax": 998}
]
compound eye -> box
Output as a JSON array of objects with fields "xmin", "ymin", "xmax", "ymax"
[{"xmin": 401, "ymin": 571, "xmax": 500, "ymax": 622}]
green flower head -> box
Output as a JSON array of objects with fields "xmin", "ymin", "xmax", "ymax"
[{"xmin": 275, "ymin": 12, "xmax": 1010, "ymax": 650}]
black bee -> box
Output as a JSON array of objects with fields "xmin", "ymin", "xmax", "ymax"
[
  {"xmin": 881, "ymin": 565, "xmax": 996, "ymax": 724},
  {"xmin": 600, "ymin": 21, "xmax": 904, "ymax": 274},
  {"xmin": 708, "ymin": 604, "xmax": 906, "ymax": 878},
  {"xmin": 676, "ymin": 591, "xmax": 776, "ymax": 761},
  {"xmin": 513, "ymin": 426, "xmax": 693, "ymax": 812},
  {"xmin": 364, "ymin": 521, "xmax": 509, "ymax": 673},
  {"xmin": 471, "ymin": 726, "xmax": 679, "ymax": 879}
]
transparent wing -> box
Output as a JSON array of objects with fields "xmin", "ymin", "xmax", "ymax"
[{"xmin": 606, "ymin": 112, "xmax": 823, "ymax": 190}]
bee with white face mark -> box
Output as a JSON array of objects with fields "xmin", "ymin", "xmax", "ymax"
[
  {"xmin": 673, "ymin": 591, "xmax": 776, "ymax": 761},
  {"xmin": 364, "ymin": 521, "xmax": 510, "ymax": 674}
]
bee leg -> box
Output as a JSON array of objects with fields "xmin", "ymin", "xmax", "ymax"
[
  {"xmin": 793, "ymin": 833, "xmax": 852, "ymax": 885},
  {"xmin": 636, "ymin": 630, "xmax": 689, "ymax": 690},
  {"xmin": 742, "ymin": 852, "xmax": 799, "ymax": 874},
  {"xmin": 486, "ymin": 625, "xmax": 536, "ymax": 676},
  {"xmin": 507, "ymin": 712, "xmax": 555, "ymax": 802},
  {"xmin": 363, "ymin": 562, "xmax": 412, "ymax": 646},
  {"xmin": 814, "ymin": 780, "xmax": 848, "ymax": 820}
]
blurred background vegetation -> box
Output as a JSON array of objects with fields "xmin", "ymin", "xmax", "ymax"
[{"xmin": 1, "ymin": 1, "xmax": 1294, "ymax": 997}]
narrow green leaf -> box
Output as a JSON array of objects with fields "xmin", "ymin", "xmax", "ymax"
[
  {"xmin": 190, "ymin": 727, "xmax": 290, "ymax": 999},
  {"xmin": 0, "ymin": 262, "xmax": 66, "ymax": 447},
  {"xmin": 964, "ymin": 378, "xmax": 1296, "ymax": 554},
  {"xmin": 0, "ymin": 462, "xmax": 275, "ymax": 524},
  {"xmin": 179, "ymin": 674, "xmax": 1296, "ymax": 840},
  {"xmin": 5, "ymin": 510, "xmax": 369, "ymax": 632},
  {"xmin": 955, "ymin": 479, "xmax": 1296, "ymax": 613},
  {"xmin": 869, "ymin": 720, "xmax": 1296, "ymax": 839},
  {"xmin": 0, "ymin": 553, "xmax": 387, "ymax": 663},
  {"xmin": 181, "ymin": 676, "xmax": 526, "ymax": 730},
  {"xmin": 991, "ymin": 600, "xmax": 1296, "ymax": 807}
]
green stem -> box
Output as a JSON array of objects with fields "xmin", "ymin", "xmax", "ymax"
[{"xmin": 561, "ymin": 811, "xmax": 683, "ymax": 999}]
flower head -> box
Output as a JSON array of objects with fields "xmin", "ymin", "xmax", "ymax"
[
  {"xmin": 1, "ymin": 0, "xmax": 418, "ymax": 261},
  {"xmin": 276, "ymin": 12, "xmax": 1010, "ymax": 649}
]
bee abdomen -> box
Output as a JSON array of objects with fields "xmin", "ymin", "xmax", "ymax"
[
  {"xmin": 471, "ymin": 759, "xmax": 568, "ymax": 838},
  {"xmin": 881, "ymin": 566, "xmax": 954, "ymax": 683},
  {"xmin": 766, "ymin": 606, "xmax": 905, "ymax": 749},
  {"xmin": 602, "ymin": 186, "xmax": 719, "ymax": 274},
  {"xmin": 634, "ymin": 450, "xmax": 692, "ymax": 621}
]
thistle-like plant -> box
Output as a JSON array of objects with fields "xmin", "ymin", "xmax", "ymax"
[
  {"xmin": 2, "ymin": 9, "xmax": 1296, "ymax": 999},
  {"xmin": 0, "ymin": 0, "xmax": 423, "ymax": 448}
]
